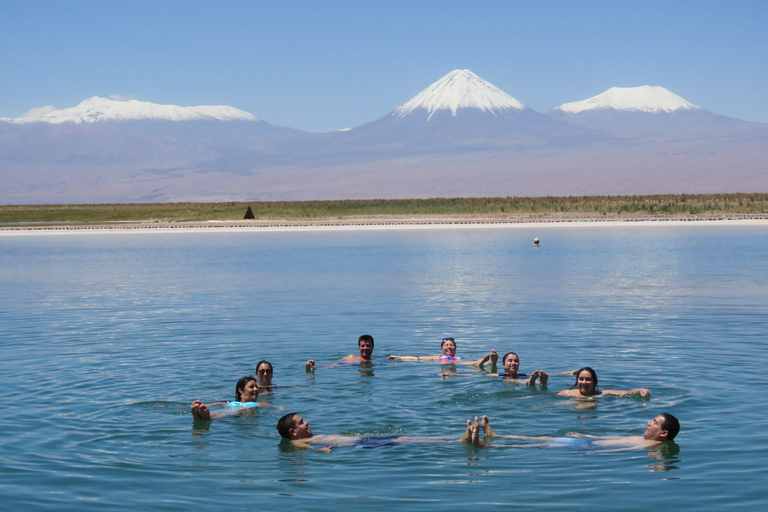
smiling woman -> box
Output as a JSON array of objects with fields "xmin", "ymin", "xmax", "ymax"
[
  {"xmin": 190, "ymin": 376, "xmax": 279, "ymax": 421},
  {"xmin": 255, "ymin": 360, "xmax": 274, "ymax": 389},
  {"xmin": 557, "ymin": 367, "xmax": 651, "ymax": 398},
  {"xmin": 387, "ymin": 338, "xmax": 497, "ymax": 367}
]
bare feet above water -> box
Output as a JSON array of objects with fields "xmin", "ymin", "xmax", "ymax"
[
  {"xmin": 191, "ymin": 400, "xmax": 212, "ymax": 421},
  {"xmin": 472, "ymin": 416, "xmax": 485, "ymax": 447},
  {"xmin": 480, "ymin": 415, "xmax": 497, "ymax": 437}
]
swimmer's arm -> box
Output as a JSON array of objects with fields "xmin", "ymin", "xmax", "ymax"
[
  {"xmin": 440, "ymin": 372, "xmax": 506, "ymax": 377},
  {"xmin": 557, "ymin": 389, "xmax": 576, "ymax": 396},
  {"xmin": 226, "ymin": 403, "xmax": 284, "ymax": 418},
  {"xmin": 256, "ymin": 402, "xmax": 284, "ymax": 410},
  {"xmin": 290, "ymin": 440, "xmax": 332, "ymax": 453},
  {"xmin": 492, "ymin": 434, "xmax": 555, "ymax": 440},
  {"xmin": 388, "ymin": 355, "xmax": 434, "ymax": 361},
  {"xmin": 602, "ymin": 388, "xmax": 651, "ymax": 398}
]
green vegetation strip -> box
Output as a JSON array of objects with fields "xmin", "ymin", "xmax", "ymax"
[{"xmin": 1, "ymin": 194, "xmax": 767, "ymax": 225}]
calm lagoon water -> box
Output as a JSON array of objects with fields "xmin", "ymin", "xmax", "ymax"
[{"xmin": 1, "ymin": 223, "xmax": 767, "ymax": 511}]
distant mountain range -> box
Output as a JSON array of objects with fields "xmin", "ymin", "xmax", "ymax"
[{"xmin": 2, "ymin": 69, "xmax": 766, "ymax": 203}]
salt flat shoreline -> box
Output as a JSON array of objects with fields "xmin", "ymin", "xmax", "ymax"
[{"xmin": 2, "ymin": 213, "xmax": 768, "ymax": 236}]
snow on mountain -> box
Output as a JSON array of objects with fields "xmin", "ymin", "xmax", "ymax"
[
  {"xmin": 394, "ymin": 69, "xmax": 526, "ymax": 121},
  {"xmin": 552, "ymin": 86, "xmax": 701, "ymax": 114},
  {"xmin": 10, "ymin": 96, "xmax": 258, "ymax": 124}
]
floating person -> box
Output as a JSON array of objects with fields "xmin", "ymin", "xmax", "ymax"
[
  {"xmin": 387, "ymin": 337, "xmax": 496, "ymax": 367},
  {"xmin": 494, "ymin": 351, "xmax": 548, "ymax": 385},
  {"xmin": 557, "ymin": 367, "xmax": 651, "ymax": 398},
  {"xmin": 441, "ymin": 351, "xmax": 574, "ymax": 385},
  {"xmin": 255, "ymin": 360, "xmax": 274, "ymax": 390},
  {"xmin": 534, "ymin": 238, "xmax": 540, "ymax": 247},
  {"xmin": 190, "ymin": 376, "xmax": 280, "ymax": 421},
  {"xmin": 276, "ymin": 412, "xmax": 484, "ymax": 452},
  {"xmin": 475, "ymin": 413, "xmax": 679, "ymax": 450},
  {"xmin": 305, "ymin": 334, "xmax": 375, "ymax": 371}
]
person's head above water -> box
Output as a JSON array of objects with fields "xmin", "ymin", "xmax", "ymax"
[
  {"xmin": 255, "ymin": 361, "xmax": 274, "ymax": 386},
  {"xmin": 235, "ymin": 376, "xmax": 259, "ymax": 402},
  {"xmin": 358, "ymin": 335, "xmax": 374, "ymax": 359},
  {"xmin": 441, "ymin": 338, "xmax": 457, "ymax": 356},
  {"xmin": 570, "ymin": 367, "xmax": 599, "ymax": 395},
  {"xmin": 502, "ymin": 352, "xmax": 520, "ymax": 375},
  {"xmin": 645, "ymin": 413, "xmax": 680, "ymax": 441},
  {"xmin": 277, "ymin": 412, "xmax": 313, "ymax": 439}
]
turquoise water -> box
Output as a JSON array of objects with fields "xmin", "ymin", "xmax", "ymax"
[{"xmin": 1, "ymin": 224, "xmax": 767, "ymax": 511}]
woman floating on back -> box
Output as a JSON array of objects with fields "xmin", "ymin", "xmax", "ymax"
[
  {"xmin": 387, "ymin": 337, "xmax": 495, "ymax": 367},
  {"xmin": 557, "ymin": 367, "xmax": 651, "ymax": 398},
  {"xmin": 191, "ymin": 376, "xmax": 279, "ymax": 421}
]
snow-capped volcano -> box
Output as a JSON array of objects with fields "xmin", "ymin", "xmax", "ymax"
[
  {"xmin": 552, "ymin": 86, "xmax": 701, "ymax": 114},
  {"xmin": 9, "ymin": 96, "xmax": 258, "ymax": 124},
  {"xmin": 394, "ymin": 69, "xmax": 526, "ymax": 120}
]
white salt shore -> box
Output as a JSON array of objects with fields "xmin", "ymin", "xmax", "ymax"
[{"xmin": 1, "ymin": 217, "xmax": 767, "ymax": 237}]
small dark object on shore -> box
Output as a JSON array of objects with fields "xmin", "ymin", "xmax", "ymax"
[{"xmin": 244, "ymin": 206, "xmax": 255, "ymax": 219}]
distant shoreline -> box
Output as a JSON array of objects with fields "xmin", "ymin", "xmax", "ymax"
[{"xmin": 2, "ymin": 213, "xmax": 768, "ymax": 236}]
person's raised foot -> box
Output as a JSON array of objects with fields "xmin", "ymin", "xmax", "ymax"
[
  {"xmin": 191, "ymin": 400, "xmax": 203, "ymax": 421},
  {"xmin": 197, "ymin": 404, "xmax": 212, "ymax": 421},
  {"xmin": 481, "ymin": 415, "xmax": 497, "ymax": 436},
  {"xmin": 539, "ymin": 371, "xmax": 549, "ymax": 386},
  {"xmin": 471, "ymin": 423, "xmax": 485, "ymax": 447},
  {"xmin": 489, "ymin": 350, "xmax": 498, "ymax": 367},
  {"xmin": 460, "ymin": 419, "xmax": 474, "ymax": 442}
]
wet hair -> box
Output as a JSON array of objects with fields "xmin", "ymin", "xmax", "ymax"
[
  {"xmin": 502, "ymin": 352, "xmax": 520, "ymax": 365},
  {"xmin": 358, "ymin": 335, "xmax": 374, "ymax": 347},
  {"xmin": 441, "ymin": 337, "xmax": 456, "ymax": 349},
  {"xmin": 570, "ymin": 367, "xmax": 599, "ymax": 394},
  {"xmin": 256, "ymin": 360, "xmax": 274, "ymax": 374},
  {"xmin": 277, "ymin": 412, "xmax": 299, "ymax": 439},
  {"xmin": 659, "ymin": 413, "xmax": 680, "ymax": 441},
  {"xmin": 235, "ymin": 376, "xmax": 258, "ymax": 401}
]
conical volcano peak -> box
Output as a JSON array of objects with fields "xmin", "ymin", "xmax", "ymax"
[
  {"xmin": 394, "ymin": 69, "xmax": 526, "ymax": 120},
  {"xmin": 553, "ymin": 86, "xmax": 702, "ymax": 114}
]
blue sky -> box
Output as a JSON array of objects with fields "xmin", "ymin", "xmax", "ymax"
[{"xmin": 1, "ymin": 0, "xmax": 766, "ymax": 132}]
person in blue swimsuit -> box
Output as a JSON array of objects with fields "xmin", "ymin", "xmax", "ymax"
[
  {"xmin": 276, "ymin": 412, "xmax": 485, "ymax": 452},
  {"xmin": 471, "ymin": 414, "xmax": 679, "ymax": 450},
  {"xmin": 387, "ymin": 337, "xmax": 495, "ymax": 367},
  {"xmin": 190, "ymin": 376, "xmax": 279, "ymax": 421}
]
